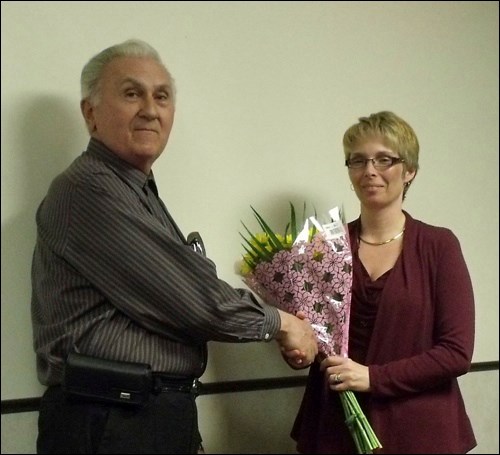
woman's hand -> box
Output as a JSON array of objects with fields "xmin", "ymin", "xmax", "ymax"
[{"xmin": 320, "ymin": 355, "xmax": 371, "ymax": 392}]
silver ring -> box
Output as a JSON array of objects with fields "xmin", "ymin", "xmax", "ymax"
[{"xmin": 333, "ymin": 373, "xmax": 342, "ymax": 384}]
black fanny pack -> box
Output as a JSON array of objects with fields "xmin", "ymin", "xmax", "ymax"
[{"xmin": 62, "ymin": 352, "xmax": 152, "ymax": 407}]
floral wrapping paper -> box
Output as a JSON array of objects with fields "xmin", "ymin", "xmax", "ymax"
[{"xmin": 242, "ymin": 219, "xmax": 352, "ymax": 358}]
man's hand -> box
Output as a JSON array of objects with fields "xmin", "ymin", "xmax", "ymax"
[{"xmin": 275, "ymin": 310, "xmax": 318, "ymax": 368}]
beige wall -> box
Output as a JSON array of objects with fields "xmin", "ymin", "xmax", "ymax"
[{"xmin": 1, "ymin": 1, "xmax": 498, "ymax": 453}]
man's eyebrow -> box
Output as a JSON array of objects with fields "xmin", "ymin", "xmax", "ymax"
[{"xmin": 120, "ymin": 77, "xmax": 172, "ymax": 91}]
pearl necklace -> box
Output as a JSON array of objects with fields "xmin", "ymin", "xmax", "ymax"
[{"xmin": 359, "ymin": 227, "xmax": 405, "ymax": 246}]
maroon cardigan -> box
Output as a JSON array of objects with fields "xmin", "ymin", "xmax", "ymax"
[{"xmin": 291, "ymin": 212, "xmax": 476, "ymax": 454}]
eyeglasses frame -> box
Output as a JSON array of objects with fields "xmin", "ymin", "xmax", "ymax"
[{"xmin": 345, "ymin": 156, "xmax": 405, "ymax": 170}]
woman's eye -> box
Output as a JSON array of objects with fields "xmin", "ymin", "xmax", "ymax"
[{"xmin": 377, "ymin": 157, "xmax": 393, "ymax": 165}]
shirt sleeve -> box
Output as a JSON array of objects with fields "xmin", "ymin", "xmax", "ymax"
[{"xmin": 44, "ymin": 171, "xmax": 281, "ymax": 345}]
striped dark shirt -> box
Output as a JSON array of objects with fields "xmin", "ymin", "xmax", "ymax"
[{"xmin": 31, "ymin": 138, "xmax": 280, "ymax": 385}]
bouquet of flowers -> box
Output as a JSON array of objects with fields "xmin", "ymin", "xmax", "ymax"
[{"xmin": 237, "ymin": 203, "xmax": 382, "ymax": 454}]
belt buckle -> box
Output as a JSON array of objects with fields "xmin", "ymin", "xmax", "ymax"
[
  {"xmin": 154, "ymin": 376, "xmax": 201, "ymax": 396},
  {"xmin": 176, "ymin": 378, "xmax": 200, "ymax": 395},
  {"xmin": 191, "ymin": 378, "xmax": 200, "ymax": 396}
]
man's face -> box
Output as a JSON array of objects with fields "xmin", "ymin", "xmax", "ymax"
[{"xmin": 81, "ymin": 56, "xmax": 175, "ymax": 174}]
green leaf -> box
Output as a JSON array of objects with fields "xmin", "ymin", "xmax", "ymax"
[
  {"xmin": 290, "ymin": 202, "xmax": 298, "ymax": 242},
  {"xmin": 239, "ymin": 241, "xmax": 260, "ymax": 263},
  {"xmin": 250, "ymin": 206, "xmax": 285, "ymax": 251},
  {"xmin": 284, "ymin": 221, "xmax": 291, "ymax": 241},
  {"xmin": 242, "ymin": 254, "xmax": 256, "ymax": 270},
  {"xmin": 239, "ymin": 227, "xmax": 273, "ymax": 262}
]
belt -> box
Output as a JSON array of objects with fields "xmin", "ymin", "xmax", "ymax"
[{"xmin": 152, "ymin": 374, "xmax": 201, "ymax": 395}]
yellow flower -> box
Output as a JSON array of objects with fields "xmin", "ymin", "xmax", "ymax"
[{"xmin": 239, "ymin": 203, "xmax": 315, "ymax": 276}]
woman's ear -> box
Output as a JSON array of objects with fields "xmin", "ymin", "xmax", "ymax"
[{"xmin": 404, "ymin": 168, "xmax": 417, "ymax": 185}]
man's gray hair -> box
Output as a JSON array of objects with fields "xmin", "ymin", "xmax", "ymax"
[{"xmin": 80, "ymin": 39, "xmax": 176, "ymax": 104}]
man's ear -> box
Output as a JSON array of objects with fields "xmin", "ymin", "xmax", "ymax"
[{"xmin": 80, "ymin": 99, "xmax": 96, "ymax": 132}]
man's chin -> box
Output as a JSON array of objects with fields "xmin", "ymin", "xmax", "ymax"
[{"xmin": 132, "ymin": 143, "xmax": 165, "ymax": 158}]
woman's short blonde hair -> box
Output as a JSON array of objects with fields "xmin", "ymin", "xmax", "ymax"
[{"xmin": 343, "ymin": 111, "xmax": 419, "ymax": 173}]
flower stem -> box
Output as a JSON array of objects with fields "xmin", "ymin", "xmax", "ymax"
[{"xmin": 339, "ymin": 391, "xmax": 382, "ymax": 454}]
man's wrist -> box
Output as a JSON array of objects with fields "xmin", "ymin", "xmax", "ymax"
[{"xmin": 276, "ymin": 309, "xmax": 292, "ymax": 341}]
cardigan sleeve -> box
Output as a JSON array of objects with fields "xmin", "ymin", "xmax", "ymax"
[{"xmin": 369, "ymin": 224, "xmax": 475, "ymax": 397}]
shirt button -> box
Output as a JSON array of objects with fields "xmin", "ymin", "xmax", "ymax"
[{"xmin": 264, "ymin": 333, "xmax": 271, "ymax": 340}]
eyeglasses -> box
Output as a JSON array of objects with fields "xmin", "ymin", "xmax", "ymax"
[{"xmin": 345, "ymin": 156, "xmax": 405, "ymax": 170}]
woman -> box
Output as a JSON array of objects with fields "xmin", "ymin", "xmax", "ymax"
[{"xmin": 291, "ymin": 111, "xmax": 476, "ymax": 453}]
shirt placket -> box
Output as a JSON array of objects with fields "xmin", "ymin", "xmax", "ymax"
[{"xmin": 143, "ymin": 180, "xmax": 179, "ymax": 239}]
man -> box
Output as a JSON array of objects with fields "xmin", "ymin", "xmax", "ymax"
[{"xmin": 31, "ymin": 39, "xmax": 317, "ymax": 454}]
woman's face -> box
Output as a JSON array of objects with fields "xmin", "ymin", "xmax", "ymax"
[{"xmin": 346, "ymin": 138, "xmax": 415, "ymax": 210}]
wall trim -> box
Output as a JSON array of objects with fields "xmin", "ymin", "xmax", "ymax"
[{"xmin": 2, "ymin": 360, "xmax": 498, "ymax": 415}]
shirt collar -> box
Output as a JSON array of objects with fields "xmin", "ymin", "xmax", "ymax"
[{"xmin": 86, "ymin": 137, "xmax": 154, "ymax": 191}]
